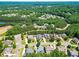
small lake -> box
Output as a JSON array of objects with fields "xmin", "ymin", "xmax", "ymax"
[{"xmin": 0, "ymin": 22, "xmax": 5, "ymax": 24}]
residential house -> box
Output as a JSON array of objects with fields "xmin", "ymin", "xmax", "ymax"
[
  {"xmin": 27, "ymin": 35, "xmax": 34, "ymax": 40},
  {"xmin": 43, "ymin": 34, "xmax": 50, "ymax": 39},
  {"xmin": 46, "ymin": 45, "xmax": 55, "ymax": 53},
  {"xmin": 58, "ymin": 33, "xmax": 67, "ymax": 38},
  {"xmin": 33, "ymin": 23, "xmax": 47, "ymax": 29},
  {"xmin": 36, "ymin": 34, "xmax": 43, "ymax": 39},
  {"xmin": 25, "ymin": 48, "xmax": 34, "ymax": 54},
  {"xmin": 3, "ymin": 47, "xmax": 15, "ymax": 57},
  {"xmin": 3, "ymin": 40, "xmax": 13, "ymax": 47},
  {"xmin": 57, "ymin": 45, "xmax": 67, "ymax": 54},
  {"xmin": 36, "ymin": 46, "xmax": 44, "ymax": 53},
  {"xmin": 38, "ymin": 14, "xmax": 55, "ymax": 20},
  {"xmin": 73, "ymin": 37, "xmax": 79, "ymax": 44},
  {"xmin": 21, "ymin": 15, "xmax": 27, "ymax": 18},
  {"xmin": 68, "ymin": 49, "xmax": 78, "ymax": 57}
]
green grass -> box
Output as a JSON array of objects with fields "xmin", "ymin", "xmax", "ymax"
[
  {"xmin": 70, "ymin": 40, "xmax": 77, "ymax": 45},
  {"xmin": 19, "ymin": 48, "xmax": 24, "ymax": 57},
  {"xmin": 22, "ymin": 39, "xmax": 26, "ymax": 45}
]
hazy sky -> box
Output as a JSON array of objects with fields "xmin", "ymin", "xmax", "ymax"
[{"xmin": 0, "ymin": 0, "xmax": 78, "ymax": 2}]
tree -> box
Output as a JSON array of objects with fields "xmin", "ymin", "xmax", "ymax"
[
  {"xmin": 66, "ymin": 13, "xmax": 79, "ymax": 24},
  {"xmin": 56, "ymin": 42, "xmax": 61, "ymax": 46},
  {"xmin": 13, "ymin": 41, "xmax": 16, "ymax": 49},
  {"xmin": 64, "ymin": 36, "xmax": 69, "ymax": 41},
  {"xmin": 26, "ymin": 49, "xmax": 68, "ymax": 57},
  {"xmin": 21, "ymin": 33, "xmax": 26, "ymax": 40},
  {"xmin": 5, "ymin": 35, "xmax": 14, "ymax": 41},
  {"xmin": 50, "ymin": 49, "xmax": 68, "ymax": 57},
  {"xmin": 26, "ymin": 53, "xmax": 49, "ymax": 57},
  {"xmin": 49, "ymin": 39, "xmax": 54, "ymax": 42},
  {"xmin": 0, "ymin": 40, "xmax": 4, "ymax": 56},
  {"xmin": 36, "ymin": 42, "xmax": 40, "ymax": 47},
  {"xmin": 67, "ymin": 45, "xmax": 71, "ymax": 49},
  {"xmin": 66, "ymin": 24, "xmax": 79, "ymax": 38}
]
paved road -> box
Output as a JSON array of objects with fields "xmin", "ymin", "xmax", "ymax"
[
  {"xmin": 14, "ymin": 34, "xmax": 25, "ymax": 57},
  {"xmin": 27, "ymin": 24, "xmax": 70, "ymax": 33},
  {"xmin": 56, "ymin": 24, "xmax": 70, "ymax": 30}
]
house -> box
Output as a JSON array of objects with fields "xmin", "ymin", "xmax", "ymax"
[
  {"xmin": 38, "ymin": 14, "xmax": 64, "ymax": 20},
  {"xmin": 62, "ymin": 33, "xmax": 67, "ymax": 37},
  {"xmin": 63, "ymin": 41, "xmax": 70, "ymax": 47},
  {"xmin": 66, "ymin": 12, "xmax": 72, "ymax": 15},
  {"xmin": 46, "ymin": 45, "xmax": 55, "ymax": 53},
  {"xmin": 42, "ymin": 37, "xmax": 47, "ymax": 43},
  {"xmin": 33, "ymin": 23, "xmax": 47, "ymax": 29},
  {"xmin": 68, "ymin": 49, "xmax": 78, "ymax": 57},
  {"xmin": 21, "ymin": 15, "xmax": 27, "ymax": 18},
  {"xmin": 58, "ymin": 33, "xmax": 67, "ymax": 38},
  {"xmin": 43, "ymin": 34, "xmax": 50, "ymax": 39},
  {"xmin": 50, "ymin": 34, "xmax": 54, "ymax": 39},
  {"xmin": 38, "ymin": 14, "xmax": 54, "ymax": 20},
  {"xmin": 51, "ymin": 24, "xmax": 55, "ymax": 28},
  {"xmin": 3, "ymin": 40, "xmax": 13, "ymax": 47},
  {"xmin": 14, "ymin": 34, "xmax": 22, "ymax": 40},
  {"xmin": 78, "ymin": 45, "xmax": 79, "ymax": 50},
  {"xmin": 3, "ymin": 47, "xmax": 15, "ymax": 57},
  {"xmin": 27, "ymin": 35, "xmax": 34, "ymax": 39},
  {"xmin": 44, "ymin": 23, "xmax": 49, "ymax": 26},
  {"xmin": 57, "ymin": 45, "xmax": 67, "ymax": 54},
  {"xmin": 25, "ymin": 48, "xmax": 34, "ymax": 54},
  {"xmin": 73, "ymin": 37, "xmax": 79, "ymax": 44},
  {"xmin": 23, "ymin": 47, "xmax": 34, "ymax": 57},
  {"xmin": 1, "ymin": 13, "xmax": 18, "ymax": 17},
  {"xmin": 36, "ymin": 46, "xmax": 44, "ymax": 53},
  {"xmin": 50, "ymin": 34, "xmax": 59, "ymax": 39},
  {"xmin": 21, "ymin": 24, "xmax": 26, "ymax": 28},
  {"xmin": 36, "ymin": 34, "xmax": 43, "ymax": 39}
]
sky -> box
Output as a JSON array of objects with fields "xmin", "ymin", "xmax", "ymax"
[{"xmin": 0, "ymin": 0, "xmax": 79, "ymax": 2}]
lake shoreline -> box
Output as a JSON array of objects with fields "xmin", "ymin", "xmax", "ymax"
[{"xmin": 0, "ymin": 25, "xmax": 13, "ymax": 35}]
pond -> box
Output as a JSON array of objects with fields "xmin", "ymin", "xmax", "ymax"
[{"xmin": 0, "ymin": 22, "xmax": 5, "ymax": 24}]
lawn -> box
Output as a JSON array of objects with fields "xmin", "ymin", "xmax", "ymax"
[{"xmin": 18, "ymin": 48, "xmax": 24, "ymax": 57}]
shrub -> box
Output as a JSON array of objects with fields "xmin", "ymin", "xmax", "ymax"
[
  {"xmin": 50, "ymin": 49, "xmax": 68, "ymax": 57},
  {"xmin": 26, "ymin": 49, "xmax": 68, "ymax": 57},
  {"xmin": 56, "ymin": 42, "xmax": 61, "ymax": 46},
  {"xmin": 13, "ymin": 41, "xmax": 16, "ymax": 49}
]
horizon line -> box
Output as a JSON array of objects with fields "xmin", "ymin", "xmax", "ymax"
[{"xmin": 0, "ymin": 0, "xmax": 79, "ymax": 2}]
